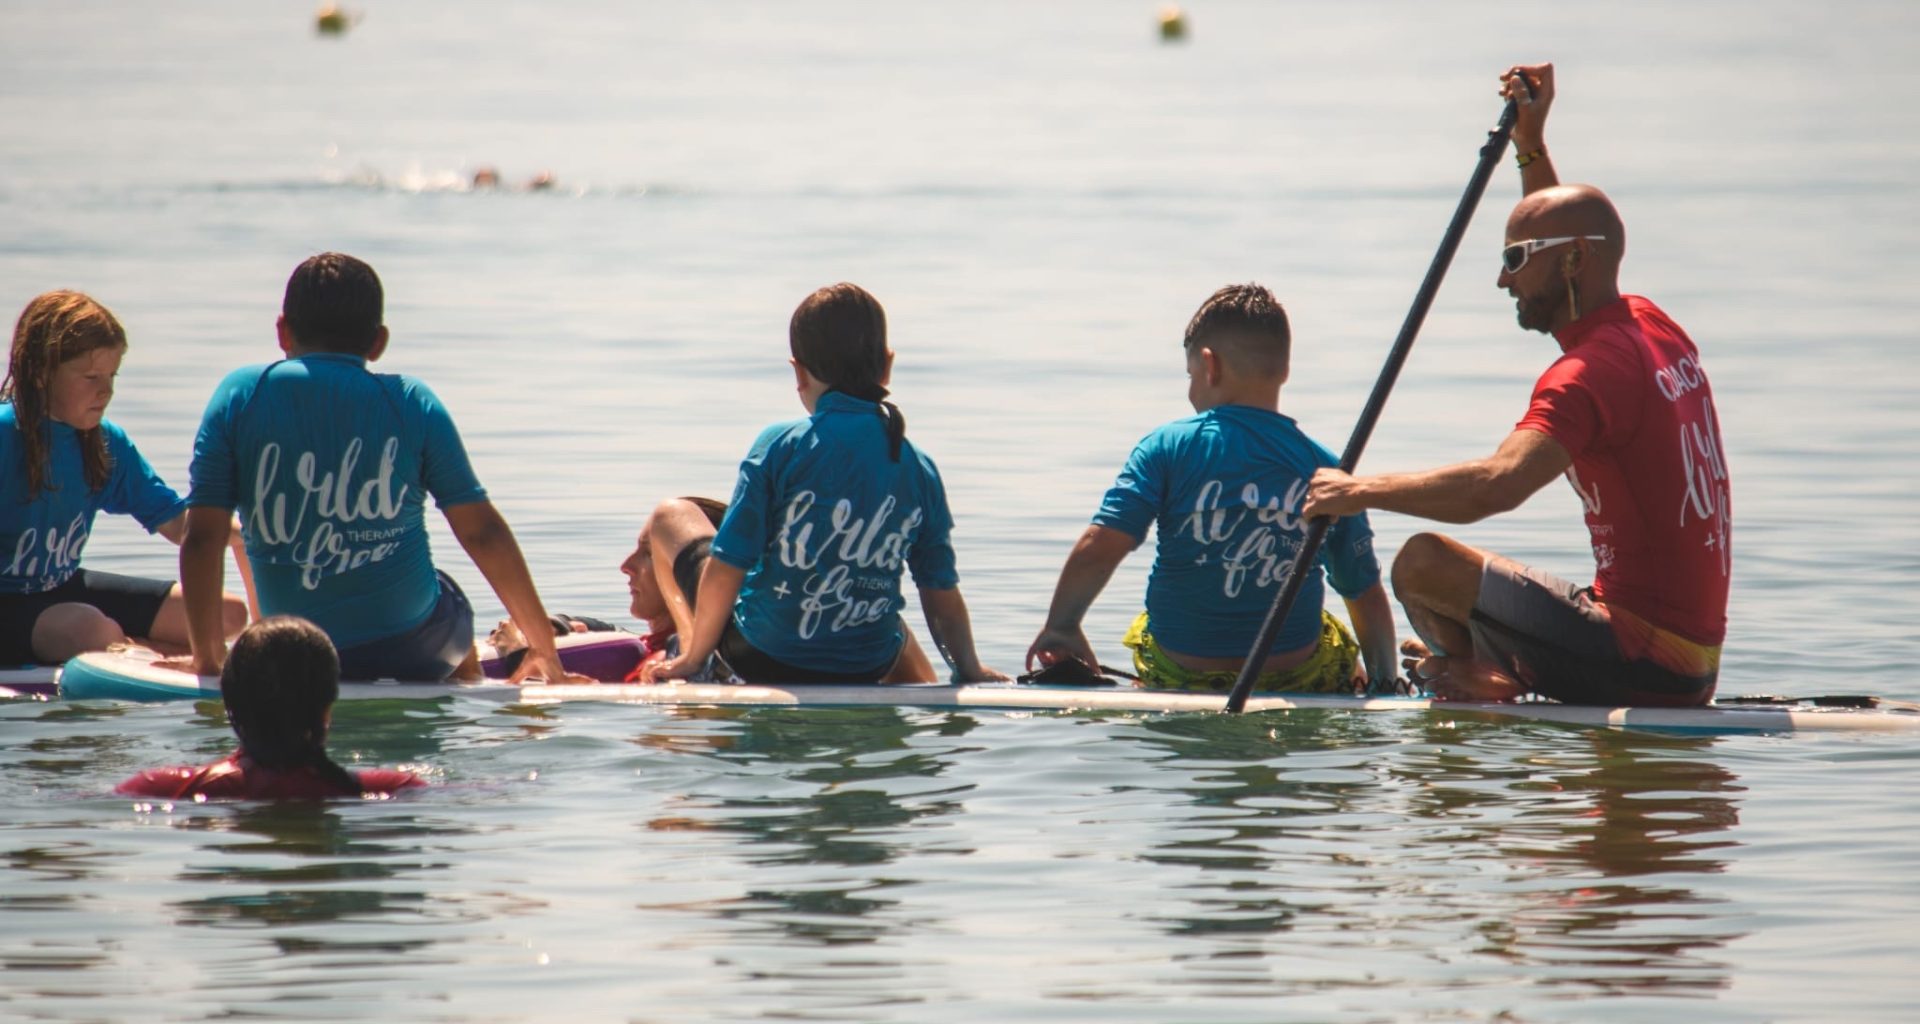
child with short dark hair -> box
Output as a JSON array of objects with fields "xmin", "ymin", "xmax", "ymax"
[
  {"xmin": 116, "ymin": 616, "xmax": 423, "ymax": 800},
  {"xmin": 646, "ymin": 283, "xmax": 1002, "ymax": 684},
  {"xmin": 1027, "ymin": 283, "xmax": 1398, "ymax": 692},
  {"xmin": 178, "ymin": 253, "xmax": 582, "ymax": 684},
  {"xmin": 1, "ymin": 290, "xmax": 251, "ymax": 666}
]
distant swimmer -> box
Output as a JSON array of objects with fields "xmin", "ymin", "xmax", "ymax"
[
  {"xmin": 467, "ymin": 167, "xmax": 555, "ymax": 192},
  {"xmin": 117, "ymin": 616, "xmax": 425, "ymax": 800},
  {"xmin": 1, "ymin": 291, "xmax": 254, "ymax": 667},
  {"xmin": 1303, "ymin": 63, "xmax": 1733, "ymax": 708}
]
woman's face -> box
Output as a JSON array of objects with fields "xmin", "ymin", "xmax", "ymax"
[{"xmin": 47, "ymin": 346, "xmax": 123, "ymax": 430}]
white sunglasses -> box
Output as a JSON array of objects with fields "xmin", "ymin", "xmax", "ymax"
[{"xmin": 1501, "ymin": 235, "xmax": 1606, "ymax": 273}]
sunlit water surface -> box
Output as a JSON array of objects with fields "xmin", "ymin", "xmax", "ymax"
[{"xmin": 4, "ymin": 2, "xmax": 1918, "ymax": 1020}]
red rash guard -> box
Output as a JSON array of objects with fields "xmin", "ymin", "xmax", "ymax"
[
  {"xmin": 1516, "ymin": 296, "xmax": 1731, "ymax": 646},
  {"xmin": 116, "ymin": 753, "xmax": 425, "ymax": 800}
]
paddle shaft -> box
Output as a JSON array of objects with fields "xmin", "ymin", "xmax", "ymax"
[{"xmin": 1222, "ymin": 94, "xmax": 1525, "ymax": 714}]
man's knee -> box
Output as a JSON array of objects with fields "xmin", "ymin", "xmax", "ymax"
[
  {"xmin": 1392, "ymin": 533, "xmax": 1454, "ymax": 598},
  {"xmin": 31, "ymin": 603, "xmax": 127, "ymax": 662},
  {"xmin": 1391, "ymin": 533, "xmax": 1487, "ymax": 613}
]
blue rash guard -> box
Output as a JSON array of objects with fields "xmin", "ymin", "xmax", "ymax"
[
  {"xmin": 710, "ymin": 391, "xmax": 960, "ymax": 673},
  {"xmin": 1092, "ymin": 404, "xmax": 1380, "ymax": 657},
  {"xmin": 1, "ymin": 405, "xmax": 187, "ymax": 594},
  {"xmin": 187, "ymin": 353, "xmax": 487, "ymax": 648}
]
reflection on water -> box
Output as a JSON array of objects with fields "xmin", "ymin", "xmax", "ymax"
[
  {"xmin": 165, "ymin": 802, "xmax": 472, "ymax": 932},
  {"xmin": 1113, "ymin": 714, "xmax": 1747, "ymax": 998},
  {"xmin": 635, "ymin": 707, "xmax": 973, "ymax": 960},
  {"xmin": 1, "ymin": 694, "xmax": 1906, "ymax": 1021}
]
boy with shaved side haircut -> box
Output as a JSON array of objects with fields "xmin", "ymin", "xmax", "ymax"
[
  {"xmin": 1304, "ymin": 63, "xmax": 1732, "ymax": 707},
  {"xmin": 1028, "ymin": 283, "xmax": 1399, "ymax": 693}
]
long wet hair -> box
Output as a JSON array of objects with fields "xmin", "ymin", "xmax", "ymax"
[
  {"xmin": 4, "ymin": 291, "xmax": 126, "ymax": 500},
  {"xmin": 789, "ymin": 283, "xmax": 907, "ymax": 462},
  {"xmin": 221, "ymin": 616, "xmax": 360, "ymax": 794}
]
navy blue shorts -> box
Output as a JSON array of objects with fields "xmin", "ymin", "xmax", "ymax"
[
  {"xmin": 0, "ymin": 569, "xmax": 175, "ymax": 666},
  {"xmin": 334, "ymin": 570, "xmax": 476, "ymax": 681}
]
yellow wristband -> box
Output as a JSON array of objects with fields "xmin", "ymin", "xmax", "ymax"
[{"xmin": 1515, "ymin": 149, "xmax": 1544, "ymax": 168}]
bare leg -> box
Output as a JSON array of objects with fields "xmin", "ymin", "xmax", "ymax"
[
  {"xmin": 883, "ymin": 627, "xmax": 938, "ymax": 683},
  {"xmin": 30, "ymin": 603, "xmax": 128, "ymax": 663},
  {"xmin": 144, "ymin": 585, "xmax": 248, "ymax": 653},
  {"xmin": 1391, "ymin": 533, "xmax": 1526, "ymax": 702}
]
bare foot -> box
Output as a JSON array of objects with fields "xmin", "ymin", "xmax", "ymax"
[
  {"xmin": 1420, "ymin": 659, "xmax": 1527, "ymax": 703},
  {"xmin": 1400, "ymin": 638, "xmax": 1435, "ymax": 681}
]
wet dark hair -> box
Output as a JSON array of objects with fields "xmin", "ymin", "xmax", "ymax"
[
  {"xmin": 4, "ymin": 290, "xmax": 124, "ymax": 499},
  {"xmin": 221, "ymin": 616, "xmax": 360, "ymax": 794},
  {"xmin": 789, "ymin": 283, "xmax": 907, "ymax": 462},
  {"xmin": 1183, "ymin": 283, "xmax": 1291, "ymax": 379},
  {"xmin": 283, "ymin": 252, "xmax": 384, "ymax": 356}
]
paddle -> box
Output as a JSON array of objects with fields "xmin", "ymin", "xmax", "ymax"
[{"xmin": 1223, "ymin": 81, "xmax": 1530, "ymax": 714}]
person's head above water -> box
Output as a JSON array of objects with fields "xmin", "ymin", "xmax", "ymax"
[
  {"xmin": 789, "ymin": 282, "xmax": 906, "ymax": 461},
  {"xmin": 280, "ymin": 252, "xmax": 388, "ymax": 357},
  {"xmin": 5, "ymin": 290, "xmax": 130, "ymax": 498},
  {"xmin": 1498, "ymin": 183, "xmax": 1625, "ymax": 334},
  {"xmin": 221, "ymin": 616, "xmax": 358, "ymax": 791}
]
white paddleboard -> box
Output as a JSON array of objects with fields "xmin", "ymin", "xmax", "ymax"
[{"xmin": 54, "ymin": 647, "xmax": 1920, "ymax": 735}]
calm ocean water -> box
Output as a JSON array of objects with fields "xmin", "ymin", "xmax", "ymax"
[{"xmin": 5, "ymin": 2, "xmax": 1919, "ymax": 1020}]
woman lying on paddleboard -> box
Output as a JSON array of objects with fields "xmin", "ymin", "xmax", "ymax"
[
  {"xmin": 1, "ymin": 291, "xmax": 254, "ymax": 667},
  {"xmin": 117, "ymin": 616, "xmax": 424, "ymax": 800},
  {"xmin": 644, "ymin": 283, "xmax": 1003, "ymax": 685}
]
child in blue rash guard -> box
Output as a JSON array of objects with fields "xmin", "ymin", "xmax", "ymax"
[
  {"xmin": 1, "ymin": 291, "xmax": 251, "ymax": 666},
  {"xmin": 646, "ymin": 283, "xmax": 1004, "ymax": 685},
  {"xmin": 178, "ymin": 253, "xmax": 582, "ymax": 685},
  {"xmin": 1026, "ymin": 284, "xmax": 1399, "ymax": 693}
]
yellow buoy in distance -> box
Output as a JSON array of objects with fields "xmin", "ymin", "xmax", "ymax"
[
  {"xmin": 315, "ymin": 4, "xmax": 349, "ymax": 35},
  {"xmin": 1157, "ymin": 5, "xmax": 1188, "ymax": 42}
]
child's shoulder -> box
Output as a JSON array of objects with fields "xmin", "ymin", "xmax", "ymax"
[
  {"xmin": 207, "ymin": 360, "xmax": 283, "ymax": 397},
  {"xmin": 1134, "ymin": 410, "xmax": 1218, "ymax": 449},
  {"xmin": 93, "ymin": 416, "xmax": 143, "ymax": 451},
  {"xmin": 745, "ymin": 416, "xmax": 813, "ymax": 456},
  {"xmin": 1137, "ymin": 406, "xmax": 1322, "ymax": 457}
]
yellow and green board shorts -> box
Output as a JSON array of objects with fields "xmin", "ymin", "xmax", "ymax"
[{"xmin": 1120, "ymin": 610, "xmax": 1360, "ymax": 694}]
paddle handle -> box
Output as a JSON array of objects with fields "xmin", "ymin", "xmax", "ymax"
[{"xmin": 1223, "ymin": 94, "xmax": 1525, "ymax": 714}]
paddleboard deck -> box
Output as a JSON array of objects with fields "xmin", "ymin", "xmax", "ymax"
[{"xmin": 49, "ymin": 648, "xmax": 1920, "ymax": 735}]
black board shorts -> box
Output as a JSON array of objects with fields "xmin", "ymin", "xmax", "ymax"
[
  {"xmin": 1468, "ymin": 559, "xmax": 1719, "ymax": 707},
  {"xmin": 333, "ymin": 570, "xmax": 475, "ymax": 681},
  {"xmin": 0, "ymin": 569, "xmax": 176, "ymax": 666},
  {"xmin": 672, "ymin": 537, "xmax": 897, "ymax": 685}
]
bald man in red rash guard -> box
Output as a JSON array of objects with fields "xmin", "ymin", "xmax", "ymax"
[{"xmin": 1302, "ymin": 63, "xmax": 1731, "ymax": 706}]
